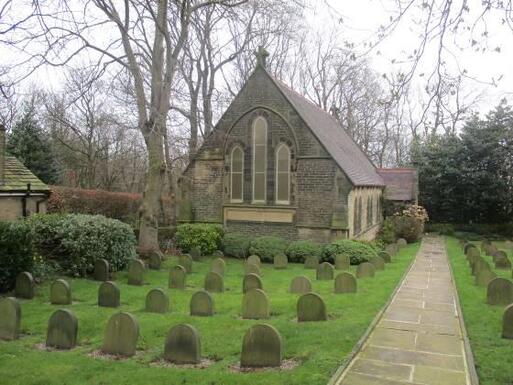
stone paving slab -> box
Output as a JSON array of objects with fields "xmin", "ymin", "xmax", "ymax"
[{"xmin": 334, "ymin": 236, "xmax": 472, "ymax": 385}]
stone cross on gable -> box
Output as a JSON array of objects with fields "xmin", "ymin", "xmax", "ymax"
[{"xmin": 254, "ymin": 46, "xmax": 269, "ymax": 68}]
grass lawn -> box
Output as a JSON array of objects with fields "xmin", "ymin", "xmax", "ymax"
[
  {"xmin": 0, "ymin": 243, "xmax": 419, "ymax": 385},
  {"xmin": 446, "ymin": 237, "xmax": 513, "ymax": 385}
]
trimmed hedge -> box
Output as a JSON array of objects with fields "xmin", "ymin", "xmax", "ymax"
[
  {"xmin": 286, "ymin": 239, "xmax": 322, "ymax": 263},
  {"xmin": 175, "ymin": 223, "xmax": 224, "ymax": 255},
  {"xmin": 222, "ymin": 233, "xmax": 251, "ymax": 259},
  {"xmin": 0, "ymin": 221, "xmax": 34, "ymax": 292},
  {"xmin": 249, "ymin": 236, "xmax": 289, "ymax": 263},
  {"xmin": 322, "ymin": 239, "xmax": 378, "ymax": 265}
]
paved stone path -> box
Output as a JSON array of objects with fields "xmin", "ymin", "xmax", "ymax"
[{"xmin": 334, "ymin": 236, "xmax": 472, "ymax": 385}]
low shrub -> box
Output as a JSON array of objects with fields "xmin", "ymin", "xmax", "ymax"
[
  {"xmin": 222, "ymin": 233, "xmax": 251, "ymax": 259},
  {"xmin": 356, "ymin": 239, "xmax": 385, "ymax": 252},
  {"xmin": 285, "ymin": 240, "xmax": 322, "ymax": 263},
  {"xmin": 321, "ymin": 239, "xmax": 378, "ymax": 265},
  {"xmin": 249, "ymin": 236, "xmax": 289, "ymax": 263},
  {"xmin": 175, "ymin": 223, "xmax": 224, "ymax": 255},
  {"xmin": 30, "ymin": 213, "xmax": 136, "ymax": 277},
  {"xmin": 0, "ymin": 221, "xmax": 34, "ymax": 292},
  {"xmin": 377, "ymin": 217, "xmax": 396, "ymax": 244}
]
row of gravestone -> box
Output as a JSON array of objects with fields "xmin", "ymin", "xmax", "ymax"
[
  {"xmin": 0, "ymin": 298, "xmax": 283, "ymax": 368},
  {"xmin": 462, "ymin": 241, "xmax": 513, "ymax": 339}
]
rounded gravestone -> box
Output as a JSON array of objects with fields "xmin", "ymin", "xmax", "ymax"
[
  {"xmin": 190, "ymin": 247, "xmax": 201, "ymax": 261},
  {"xmin": 502, "ymin": 304, "xmax": 513, "ymax": 339},
  {"xmin": 204, "ymin": 271, "xmax": 224, "ymax": 293},
  {"xmin": 334, "ymin": 272, "xmax": 357, "ymax": 294},
  {"xmin": 397, "ymin": 238, "xmax": 407, "ymax": 247},
  {"xmin": 94, "ymin": 258, "xmax": 110, "ymax": 281},
  {"xmin": 243, "ymin": 273, "xmax": 263, "ymax": 294},
  {"xmin": 102, "ymin": 312, "xmax": 139, "ymax": 357},
  {"xmin": 378, "ymin": 251, "xmax": 391, "ymax": 263},
  {"xmin": 0, "ymin": 297, "xmax": 21, "ymax": 340},
  {"xmin": 471, "ymin": 257, "xmax": 488, "ymax": 276},
  {"xmin": 212, "ymin": 250, "xmax": 224, "ymax": 258},
  {"xmin": 46, "ymin": 309, "xmax": 78, "ymax": 350},
  {"xmin": 304, "ymin": 255, "xmax": 319, "ymax": 269},
  {"xmin": 190, "ymin": 290, "xmax": 214, "ymax": 316},
  {"xmin": 385, "ymin": 244, "xmax": 398, "ymax": 256},
  {"xmin": 495, "ymin": 257, "xmax": 512, "ymax": 270},
  {"xmin": 50, "ymin": 279, "xmax": 72, "ymax": 305},
  {"xmin": 335, "ymin": 254, "xmax": 350, "ymax": 270},
  {"xmin": 297, "ymin": 292, "xmax": 327, "ymax": 322},
  {"xmin": 289, "ymin": 276, "xmax": 312, "ymax": 294},
  {"xmin": 487, "ymin": 278, "xmax": 513, "ymax": 306},
  {"xmin": 274, "ymin": 254, "xmax": 288, "ymax": 270},
  {"xmin": 475, "ymin": 269, "xmax": 497, "ymax": 287},
  {"xmin": 164, "ymin": 324, "xmax": 201, "ymax": 364},
  {"xmin": 242, "ymin": 289, "xmax": 270, "ymax": 320},
  {"xmin": 148, "ymin": 252, "xmax": 162, "ymax": 270},
  {"xmin": 467, "ymin": 247, "xmax": 480, "ymax": 260},
  {"xmin": 169, "ymin": 265, "xmax": 187, "ymax": 289},
  {"xmin": 244, "ymin": 262, "xmax": 261, "ymax": 276},
  {"xmin": 247, "ymin": 255, "xmax": 261, "ymax": 267},
  {"xmin": 464, "ymin": 243, "xmax": 477, "ymax": 255},
  {"xmin": 316, "ymin": 262, "xmax": 334, "ymax": 280},
  {"xmin": 145, "ymin": 288, "xmax": 169, "ymax": 313},
  {"xmin": 493, "ymin": 250, "xmax": 508, "ymax": 262},
  {"xmin": 98, "ymin": 281, "xmax": 120, "ymax": 308},
  {"xmin": 369, "ymin": 256, "xmax": 385, "ymax": 271},
  {"xmin": 211, "ymin": 258, "xmax": 226, "ymax": 276},
  {"xmin": 241, "ymin": 324, "xmax": 282, "ymax": 368},
  {"xmin": 127, "ymin": 259, "xmax": 145, "ymax": 286},
  {"xmin": 15, "ymin": 272, "xmax": 35, "ymax": 299},
  {"xmin": 356, "ymin": 262, "xmax": 375, "ymax": 278},
  {"xmin": 178, "ymin": 254, "xmax": 193, "ymax": 273}
]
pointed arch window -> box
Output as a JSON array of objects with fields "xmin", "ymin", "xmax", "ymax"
[
  {"xmin": 252, "ymin": 117, "xmax": 267, "ymax": 203},
  {"xmin": 230, "ymin": 146, "xmax": 244, "ymax": 202},
  {"xmin": 276, "ymin": 144, "xmax": 291, "ymax": 204}
]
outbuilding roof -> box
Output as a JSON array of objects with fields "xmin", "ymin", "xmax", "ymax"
[
  {"xmin": 377, "ymin": 168, "xmax": 417, "ymax": 201},
  {"xmin": 1, "ymin": 156, "xmax": 49, "ymax": 192}
]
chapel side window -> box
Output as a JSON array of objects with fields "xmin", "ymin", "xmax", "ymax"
[
  {"xmin": 275, "ymin": 144, "xmax": 290, "ymax": 204},
  {"xmin": 252, "ymin": 117, "xmax": 267, "ymax": 203},
  {"xmin": 354, "ymin": 195, "xmax": 360, "ymax": 235},
  {"xmin": 230, "ymin": 146, "xmax": 244, "ymax": 202}
]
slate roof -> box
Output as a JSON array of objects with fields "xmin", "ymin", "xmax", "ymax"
[
  {"xmin": 1, "ymin": 156, "xmax": 49, "ymax": 192},
  {"xmin": 266, "ymin": 70, "xmax": 385, "ymax": 187},
  {"xmin": 377, "ymin": 168, "xmax": 417, "ymax": 201}
]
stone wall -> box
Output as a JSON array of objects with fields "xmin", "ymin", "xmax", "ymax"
[
  {"xmin": 348, "ymin": 187, "xmax": 383, "ymax": 239},
  {"xmin": 0, "ymin": 195, "xmax": 48, "ymax": 221}
]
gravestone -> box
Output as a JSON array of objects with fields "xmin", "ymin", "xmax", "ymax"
[
  {"xmin": 164, "ymin": 324, "xmax": 201, "ymax": 364},
  {"xmin": 169, "ymin": 265, "xmax": 187, "ymax": 289},
  {"xmin": 356, "ymin": 262, "xmax": 375, "ymax": 278},
  {"xmin": 379, "ymin": 251, "xmax": 392, "ymax": 263},
  {"xmin": 244, "ymin": 262, "xmax": 261, "ymax": 276},
  {"xmin": 242, "ymin": 289, "xmax": 270, "ymax": 319},
  {"xmin": 98, "ymin": 281, "xmax": 120, "ymax": 308},
  {"xmin": 243, "ymin": 273, "xmax": 263, "ymax": 294},
  {"xmin": 179, "ymin": 254, "xmax": 193, "ymax": 273},
  {"xmin": 247, "ymin": 255, "xmax": 261, "ymax": 267},
  {"xmin": 304, "ymin": 255, "xmax": 319, "ymax": 269},
  {"xmin": 493, "ymin": 250, "xmax": 508, "ymax": 262},
  {"xmin": 335, "ymin": 254, "xmax": 350, "ymax": 270},
  {"xmin": 94, "ymin": 259, "xmax": 110, "ymax": 281},
  {"xmin": 316, "ymin": 262, "xmax": 334, "ymax": 280},
  {"xmin": 397, "ymin": 238, "xmax": 407, "ymax": 247},
  {"xmin": 334, "ymin": 272, "xmax": 357, "ymax": 294},
  {"xmin": 481, "ymin": 240, "xmax": 492, "ymax": 252},
  {"xmin": 204, "ymin": 272, "xmax": 224, "ymax": 293},
  {"xmin": 476, "ymin": 269, "xmax": 497, "ymax": 287},
  {"xmin": 190, "ymin": 247, "xmax": 201, "ymax": 261},
  {"xmin": 50, "ymin": 279, "xmax": 72, "ymax": 305},
  {"xmin": 464, "ymin": 243, "xmax": 477, "ymax": 255},
  {"xmin": 289, "ymin": 276, "xmax": 312, "ymax": 294},
  {"xmin": 211, "ymin": 258, "xmax": 226, "ymax": 276},
  {"xmin": 495, "ymin": 257, "xmax": 512, "ymax": 270},
  {"xmin": 274, "ymin": 254, "xmax": 288, "ymax": 269},
  {"xmin": 240, "ymin": 323, "xmax": 282, "ymax": 368},
  {"xmin": 385, "ymin": 244, "xmax": 398, "ymax": 256},
  {"xmin": 369, "ymin": 256, "xmax": 385, "ymax": 271},
  {"xmin": 297, "ymin": 292, "xmax": 327, "ymax": 322},
  {"xmin": 502, "ymin": 304, "xmax": 513, "ymax": 339},
  {"xmin": 0, "ymin": 297, "xmax": 21, "ymax": 340},
  {"xmin": 505, "ymin": 240, "xmax": 513, "ymax": 250},
  {"xmin": 102, "ymin": 312, "xmax": 139, "ymax": 357},
  {"xmin": 149, "ymin": 252, "xmax": 162, "ymax": 270},
  {"xmin": 470, "ymin": 257, "xmax": 487, "ymax": 276},
  {"xmin": 15, "ymin": 272, "xmax": 35, "ymax": 299},
  {"xmin": 212, "ymin": 250, "xmax": 224, "ymax": 258},
  {"xmin": 467, "ymin": 247, "xmax": 480, "ymax": 259},
  {"xmin": 145, "ymin": 288, "xmax": 169, "ymax": 313},
  {"xmin": 127, "ymin": 259, "xmax": 145, "ymax": 286},
  {"xmin": 190, "ymin": 290, "xmax": 214, "ymax": 316},
  {"xmin": 485, "ymin": 244, "xmax": 498, "ymax": 256},
  {"xmin": 46, "ymin": 309, "xmax": 78, "ymax": 349},
  {"xmin": 487, "ymin": 278, "xmax": 513, "ymax": 306}
]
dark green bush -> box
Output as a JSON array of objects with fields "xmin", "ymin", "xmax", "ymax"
[
  {"xmin": 222, "ymin": 233, "xmax": 251, "ymax": 259},
  {"xmin": 0, "ymin": 221, "xmax": 34, "ymax": 292},
  {"xmin": 285, "ymin": 239, "xmax": 322, "ymax": 263},
  {"xmin": 355, "ymin": 239, "xmax": 385, "ymax": 253},
  {"xmin": 249, "ymin": 236, "xmax": 289, "ymax": 263},
  {"xmin": 322, "ymin": 239, "xmax": 378, "ymax": 265},
  {"xmin": 175, "ymin": 223, "xmax": 224, "ymax": 255},
  {"xmin": 426, "ymin": 223, "xmax": 455, "ymax": 235},
  {"xmin": 30, "ymin": 213, "xmax": 136, "ymax": 277},
  {"xmin": 158, "ymin": 226, "xmax": 176, "ymax": 250},
  {"xmin": 377, "ymin": 217, "xmax": 396, "ymax": 244}
]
